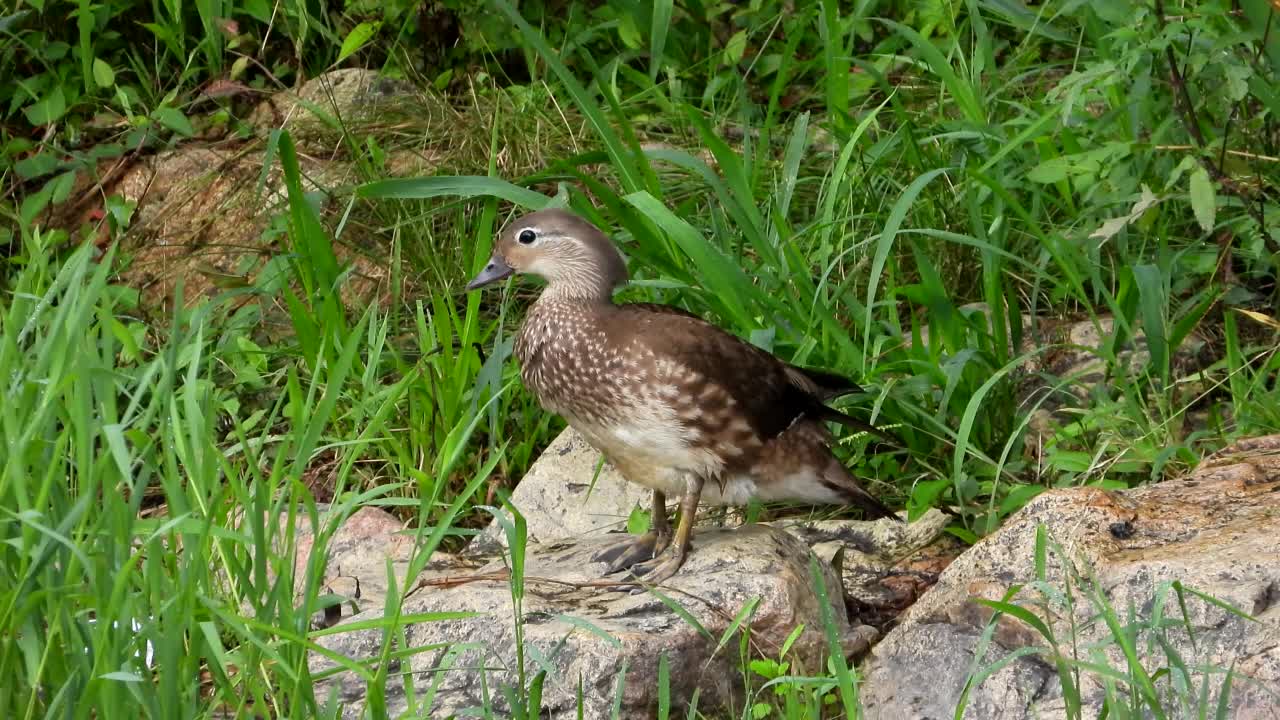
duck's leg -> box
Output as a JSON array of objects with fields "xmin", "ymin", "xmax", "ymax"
[
  {"xmin": 628, "ymin": 475, "xmax": 704, "ymax": 584},
  {"xmin": 593, "ymin": 490, "xmax": 671, "ymax": 573},
  {"xmin": 650, "ymin": 490, "xmax": 672, "ymax": 553}
]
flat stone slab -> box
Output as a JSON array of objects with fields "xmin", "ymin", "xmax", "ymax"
[{"xmin": 312, "ymin": 523, "xmax": 850, "ymax": 719}]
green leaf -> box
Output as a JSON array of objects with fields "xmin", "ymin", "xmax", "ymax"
[
  {"xmin": 1189, "ymin": 165, "xmax": 1216, "ymax": 233},
  {"xmin": 241, "ymin": 0, "xmax": 270, "ymax": 22},
  {"xmin": 657, "ymin": 652, "xmax": 670, "ymax": 720},
  {"xmin": 105, "ymin": 194, "xmax": 136, "ymax": 228},
  {"xmin": 152, "ymin": 106, "xmax": 194, "ymax": 136},
  {"xmin": 625, "ymin": 505, "xmax": 650, "ymax": 534},
  {"xmin": 864, "ymin": 167, "xmax": 950, "ymax": 357},
  {"xmin": 616, "ymin": 12, "xmax": 641, "ymax": 50},
  {"xmin": 882, "ymin": 19, "xmax": 984, "ymax": 125},
  {"xmin": 48, "ymin": 170, "xmax": 77, "ymax": 204},
  {"xmin": 819, "ymin": 0, "xmax": 850, "ymax": 125},
  {"xmin": 230, "ymin": 55, "xmax": 251, "ymax": 80},
  {"xmin": 1133, "ymin": 264, "xmax": 1169, "ymax": 381},
  {"xmin": 23, "ymin": 86, "xmax": 66, "ymax": 125},
  {"xmin": 0, "ymin": 10, "xmax": 31, "ymax": 31},
  {"xmin": 337, "ymin": 21, "xmax": 381, "ymax": 63},
  {"xmin": 1026, "ymin": 157, "xmax": 1070, "ymax": 184},
  {"xmin": 433, "ymin": 68, "xmax": 453, "ymax": 91},
  {"xmin": 1089, "ymin": 185, "xmax": 1159, "ymax": 241},
  {"xmin": 92, "ymin": 57, "xmax": 115, "ymax": 88},
  {"xmin": 14, "ymin": 152, "xmax": 58, "ymax": 180},
  {"xmin": 723, "ymin": 30, "xmax": 747, "ymax": 65},
  {"xmin": 624, "ymin": 190, "xmax": 759, "ymax": 330}
]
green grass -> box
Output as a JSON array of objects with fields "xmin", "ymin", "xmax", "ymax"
[{"xmin": 3, "ymin": 0, "xmax": 1279, "ymax": 717}]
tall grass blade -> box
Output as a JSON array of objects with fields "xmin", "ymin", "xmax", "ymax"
[
  {"xmin": 649, "ymin": 0, "xmax": 673, "ymax": 81},
  {"xmin": 359, "ymin": 177, "xmax": 552, "ymax": 210}
]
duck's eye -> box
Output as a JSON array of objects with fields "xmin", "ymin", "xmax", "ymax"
[{"xmin": 518, "ymin": 229, "xmax": 537, "ymax": 245}]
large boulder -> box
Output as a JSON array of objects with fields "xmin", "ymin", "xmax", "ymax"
[
  {"xmin": 859, "ymin": 435, "xmax": 1280, "ymax": 719},
  {"xmin": 312, "ymin": 523, "xmax": 852, "ymax": 718},
  {"xmin": 467, "ymin": 427, "xmax": 649, "ymax": 553},
  {"xmin": 297, "ymin": 427, "xmax": 954, "ymax": 717}
]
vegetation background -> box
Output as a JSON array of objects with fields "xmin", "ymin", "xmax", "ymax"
[{"xmin": 1, "ymin": 0, "xmax": 1277, "ymax": 716}]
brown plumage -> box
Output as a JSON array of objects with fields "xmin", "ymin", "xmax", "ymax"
[{"xmin": 467, "ymin": 208, "xmax": 901, "ymax": 583}]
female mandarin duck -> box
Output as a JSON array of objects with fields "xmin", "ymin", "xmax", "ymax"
[{"xmin": 467, "ymin": 208, "xmax": 900, "ymax": 584}]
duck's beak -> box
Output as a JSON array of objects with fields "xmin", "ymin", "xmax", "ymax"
[{"xmin": 466, "ymin": 254, "xmax": 515, "ymax": 291}]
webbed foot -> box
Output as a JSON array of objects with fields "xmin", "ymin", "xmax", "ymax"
[
  {"xmin": 624, "ymin": 542, "xmax": 690, "ymax": 585},
  {"xmin": 592, "ymin": 529, "xmax": 673, "ymax": 574}
]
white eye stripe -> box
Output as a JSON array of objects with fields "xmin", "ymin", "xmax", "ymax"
[{"xmin": 517, "ymin": 227, "xmax": 572, "ymax": 246}]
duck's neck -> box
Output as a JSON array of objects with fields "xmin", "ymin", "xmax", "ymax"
[
  {"xmin": 518, "ymin": 283, "xmax": 613, "ymax": 362},
  {"xmin": 536, "ymin": 278, "xmax": 616, "ymax": 306},
  {"xmin": 516, "ymin": 282, "xmax": 617, "ymax": 415}
]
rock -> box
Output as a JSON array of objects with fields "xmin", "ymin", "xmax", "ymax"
[
  {"xmin": 298, "ymin": 506, "xmax": 482, "ymax": 621},
  {"xmin": 241, "ymin": 505, "xmax": 478, "ymax": 626},
  {"xmin": 467, "ymin": 429, "xmax": 956, "ymax": 631},
  {"xmin": 92, "ymin": 142, "xmax": 392, "ymax": 315},
  {"xmin": 247, "ymin": 68, "xmax": 415, "ymax": 141},
  {"xmin": 468, "ymin": 427, "xmax": 650, "ymax": 554},
  {"xmin": 859, "ymin": 434, "xmax": 1280, "ymax": 719},
  {"xmin": 296, "ymin": 507, "xmax": 417, "ymax": 600},
  {"xmin": 468, "ymin": 427, "xmax": 958, "ymax": 636},
  {"xmin": 45, "ymin": 68, "xmax": 442, "ymax": 318},
  {"xmin": 773, "ymin": 509, "xmax": 960, "ymax": 629},
  {"xmin": 313, "ymin": 523, "xmax": 850, "ymax": 719}
]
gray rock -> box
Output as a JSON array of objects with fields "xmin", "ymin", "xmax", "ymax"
[
  {"xmin": 248, "ymin": 68, "xmax": 415, "ymax": 138},
  {"xmin": 296, "ymin": 506, "xmax": 481, "ymax": 621},
  {"xmin": 313, "ymin": 523, "xmax": 850, "ymax": 719},
  {"xmin": 233, "ymin": 505, "xmax": 477, "ymax": 628},
  {"xmin": 860, "ymin": 434, "xmax": 1280, "ymax": 719},
  {"xmin": 772, "ymin": 509, "xmax": 960, "ymax": 628},
  {"xmin": 468, "ymin": 427, "xmax": 650, "ymax": 553}
]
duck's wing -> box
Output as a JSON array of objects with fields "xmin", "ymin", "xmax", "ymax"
[
  {"xmin": 618, "ymin": 303, "xmax": 900, "ymax": 445},
  {"xmin": 625, "ymin": 303, "xmax": 862, "ymax": 393}
]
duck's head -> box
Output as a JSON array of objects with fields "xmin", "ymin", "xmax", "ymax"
[{"xmin": 466, "ymin": 208, "xmax": 628, "ymax": 300}]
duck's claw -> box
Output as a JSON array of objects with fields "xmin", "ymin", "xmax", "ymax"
[{"xmin": 592, "ymin": 529, "xmax": 672, "ymax": 574}]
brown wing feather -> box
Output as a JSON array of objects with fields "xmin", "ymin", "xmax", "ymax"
[
  {"xmin": 612, "ymin": 302, "xmax": 892, "ymax": 445},
  {"xmin": 611, "ymin": 299, "xmax": 849, "ymax": 440},
  {"xmin": 627, "ymin": 302, "xmax": 863, "ymax": 397}
]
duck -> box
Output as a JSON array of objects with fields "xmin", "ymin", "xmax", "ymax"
[{"xmin": 466, "ymin": 207, "xmax": 901, "ymax": 584}]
